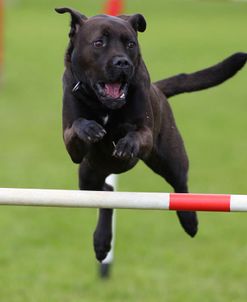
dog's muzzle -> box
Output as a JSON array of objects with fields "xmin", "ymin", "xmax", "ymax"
[{"xmin": 93, "ymin": 56, "xmax": 134, "ymax": 110}]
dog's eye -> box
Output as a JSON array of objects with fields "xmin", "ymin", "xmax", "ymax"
[
  {"xmin": 127, "ymin": 41, "xmax": 136, "ymax": 49},
  {"xmin": 93, "ymin": 40, "xmax": 105, "ymax": 48}
]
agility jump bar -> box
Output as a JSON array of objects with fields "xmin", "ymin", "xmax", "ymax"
[{"xmin": 0, "ymin": 188, "xmax": 247, "ymax": 212}]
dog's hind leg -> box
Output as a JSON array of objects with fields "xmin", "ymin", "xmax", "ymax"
[
  {"xmin": 145, "ymin": 145, "xmax": 198, "ymax": 237},
  {"xmin": 93, "ymin": 207, "xmax": 113, "ymax": 263},
  {"xmin": 79, "ymin": 159, "xmax": 114, "ymax": 262}
]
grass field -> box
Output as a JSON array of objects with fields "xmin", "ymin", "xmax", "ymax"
[{"xmin": 0, "ymin": 0, "xmax": 247, "ymax": 301}]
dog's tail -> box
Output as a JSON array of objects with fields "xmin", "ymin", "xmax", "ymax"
[{"xmin": 155, "ymin": 52, "xmax": 247, "ymax": 98}]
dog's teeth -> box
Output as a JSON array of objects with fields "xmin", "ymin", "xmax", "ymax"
[{"xmin": 120, "ymin": 93, "xmax": 125, "ymax": 99}]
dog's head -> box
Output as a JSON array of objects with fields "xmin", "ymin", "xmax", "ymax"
[{"xmin": 56, "ymin": 7, "xmax": 146, "ymax": 110}]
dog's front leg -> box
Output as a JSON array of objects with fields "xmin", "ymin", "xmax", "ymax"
[
  {"xmin": 64, "ymin": 118, "xmax": 106, "ymax": 163},
  {"xmin": 113, "ymin": 125, "xmax": 153, "ymax": 160},
  {"xmin": 113, "ymin": 85, "xmax": 153, "ymax": 160}
]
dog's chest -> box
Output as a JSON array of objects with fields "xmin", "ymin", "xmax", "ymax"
[
  {"xmin": 99, "ymin": 113, "xmax": 120, "ymax": 128},
  {"xmin": 97, "ymin": 113, "xmax": 129, "ymax": 141},
  {"xmin": 101, "ymin": 114, "xmax": 109, "ymax": 126}
]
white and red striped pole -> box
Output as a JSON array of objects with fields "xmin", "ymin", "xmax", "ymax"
[{"xmin": 0, "ymin": 189, "xmax": 246, "ymax": 212}]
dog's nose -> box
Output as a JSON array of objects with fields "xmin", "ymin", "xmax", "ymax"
[{"xmin": 112, "ymin": 56, "xmax": 131, "ymax": 69}]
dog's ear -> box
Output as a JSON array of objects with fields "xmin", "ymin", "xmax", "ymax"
[
  {"xmin": 55, "ymin": 7, "xmax": 87, "ymax": 37},
  {"xmin": 128, "ymin": 14, "xmax": 146, "ymax": 32},
  {"xmin": 119, "ymin": 14, "xmax": 146, "ymax": 33}
]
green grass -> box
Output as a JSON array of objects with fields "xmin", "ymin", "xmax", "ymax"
[{"xmin": 0, "ymin": 0, "xmax": 247, "ymax": 301}]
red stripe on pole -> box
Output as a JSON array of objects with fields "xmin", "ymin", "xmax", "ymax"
[
  {"xmin": 104, "ymin": 0, "xmax": 124, "ymax": 16},
  {"xmin": 169, "ymin": 193, "xmax": 231, "ymax": 212}
]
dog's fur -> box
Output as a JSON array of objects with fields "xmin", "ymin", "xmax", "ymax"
[{"xmin": 55, "ymin": 7, "xmax": 247, "ymax": 262}]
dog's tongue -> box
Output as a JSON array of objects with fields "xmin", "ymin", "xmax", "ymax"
[{"xmin": 105, "ymin": 83, "xmax": 121, "ymax": 99}]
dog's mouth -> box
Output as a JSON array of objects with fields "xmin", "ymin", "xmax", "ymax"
[{"xmin": 95, "ymin": 82, "xmax": 128, "ymax": 109}]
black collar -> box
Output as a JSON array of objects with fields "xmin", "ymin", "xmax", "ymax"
[
  {"xmin": 70, "ymin": 66, "xmax": 89, "ymax": 99},
  {"xmin": 70, "ymin": 66, "xmax": 104, "ymax": 112}
]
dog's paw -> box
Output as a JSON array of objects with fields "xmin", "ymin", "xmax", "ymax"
[
  {"xmin": 113, "ymin": 137, "xmax": 139, "ymax": 160},
  {"xmin": 93, "ymin": 229, "xmax": 112, "ymax": 262},
  {"xmin": 177, "ymin": 211, "xmax": 198, "ymax": 237},
  {"xmin": 73, "ymin": 119, "xmax": 106, "ymax": 143}
]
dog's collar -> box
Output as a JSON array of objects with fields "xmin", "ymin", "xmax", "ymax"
[
  {"xmin": 71, "ymin": 68, "xmax": 99, "ymax": 103},
  {"xmin": 71, "ymin": 66, "xmax": 84, "ymax": 94},
  {"xmin": 71, "ymin": 80, "xmax": 88, "ymax": 100},
  {"xmin": 70, "ymin": 66, "xmax": 89, "ymax": 99},
  {"xmin": 72, "ymin": 81, "xmax": 82, "ymax": 93}
]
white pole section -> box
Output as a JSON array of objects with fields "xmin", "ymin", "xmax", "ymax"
[
  {"xmin": 0, "ymin": 188, "xmax": 170, "ymax": 209},
  {"xmin": 102, "ymin": 174, "xmax": 117, "ymax": 265}
]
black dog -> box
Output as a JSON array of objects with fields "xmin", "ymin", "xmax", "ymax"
[{"xmin": 55, "ymin": 7, "xmax": 247, "ymax": 262}]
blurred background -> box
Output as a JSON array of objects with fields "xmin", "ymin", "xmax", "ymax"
[{"xmin": 0, "ymin": 0, "xmax": 247, "ymax": 301}]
